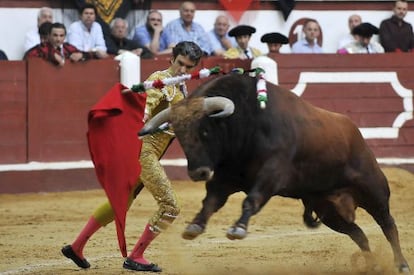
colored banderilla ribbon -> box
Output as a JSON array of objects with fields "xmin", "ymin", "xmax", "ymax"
[
  {"xmin": 125, "ymin": 66, "xmax": 222, "ymax": 93},
  {"xmin": 231, "ymin": 67, "xmax": 268, "ymax": 109},
  {"xmin": 254, "ymin": 68, "xmax": 268, "ymax": 109}
]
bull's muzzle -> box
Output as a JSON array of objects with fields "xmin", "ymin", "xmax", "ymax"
[{"xmin": 188, "ymin": 167, "xmax": 214, "ymax": 181}]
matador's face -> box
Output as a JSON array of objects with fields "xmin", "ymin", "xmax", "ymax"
[{"xmin": 170, "ymin": 54, "xmax": 197, "ymax": 76}]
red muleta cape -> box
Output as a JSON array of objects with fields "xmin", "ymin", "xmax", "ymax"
[{"xmin": 87, "ymin": 83, "xmax": 146, "ymax": 257}]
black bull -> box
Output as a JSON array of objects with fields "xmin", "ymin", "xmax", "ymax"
[{"xmin": 139, "ymin": 74, "xmax": 410, "ymax": 272}]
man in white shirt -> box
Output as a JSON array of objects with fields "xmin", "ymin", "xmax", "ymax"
[
  {"xmin": 67, "ymin": 3, "xmax": 108, "ymax": 59},
  {"xmin": 24, "ymin": 7, "xmax": 53, "ymax": 52},
  {"xmin": 337, "ymin": 14, "xmax": 362, "ymax": 50}
]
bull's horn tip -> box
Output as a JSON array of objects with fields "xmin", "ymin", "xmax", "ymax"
[{"xmin": 137, "ymin": 130, "xmax": 147, "ymax": 137}]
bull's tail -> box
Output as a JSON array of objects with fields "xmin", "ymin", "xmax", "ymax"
[{"xmin": 302, "ymin": 200, "xmax": 321, "ymax": 228}]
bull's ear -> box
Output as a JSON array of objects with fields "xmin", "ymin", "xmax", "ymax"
[
  {"xmin": 203, "ymin": 96, "xmax": 235, "ymax": 118},
  {"xmin": 138, "ymin": 108, "xmax": 171, "ymax": 137}
]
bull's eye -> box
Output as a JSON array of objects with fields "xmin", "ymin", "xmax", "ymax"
[{"xmin": 201, "ymin": 130, "xmax": 208, "ymax": 138}]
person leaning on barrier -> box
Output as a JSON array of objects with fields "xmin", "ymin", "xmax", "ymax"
[
  {"xmin": 24, "ymin": 7, "xmax": 54, "ymax": 53},
  {"xmin": 164, "ymin": 1, "xmax": 212, "ymax": 56},
  {"xmin": 132, "ymin": 10, "xmax": 175, "ymax": 55},
  {"xmin": 23, "ymin": 22, "xmax": 52, "ymax": 60},
  {"xmin": 24, "ymin": 23, "xmax": 94, "ymax": 66},
  {"xmin": 261, "ymin": 32, "xmax": 289, "ymax": 54},
  {"xmin": 338, "ymin": 22, "xmax": 384, "ymax": 54},
  {"xmin": 106, "ymin": 18, "xmax": 153, "ymax": 59},
  {"xmin": 208, "ymin": 15, "xmax": 237, "ymax": 57},
  {"xmin": 61, "ymin": 41, "xmax": 203, "ymax": 273}
]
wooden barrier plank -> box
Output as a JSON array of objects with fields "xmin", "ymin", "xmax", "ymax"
[
  {"xmin": 0, "ymin": 61, "xmax": 27, "ymax": 164},
  {"xmin": 296, "ymin": 84, "xmax": 403, "ymax": 98}
]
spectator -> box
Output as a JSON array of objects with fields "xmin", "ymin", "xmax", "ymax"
[
  {"xmin": 24, "ymin": 7, "xmax": 54, "ymax": 52},
  {"xmin": 164, "ymin": 1, "xmax": 212, "ymax": 55},
  {"xmin": 37, "ymin": 22, "xmax": 53, "ymax": 45},
  {"xmin": 291, "ymin": 19, "xmax": 323, "ymax": 53},
  {"xmin": 0, "ymin": 49, "xmax": 8, "ymax": 60},
  {"xmin": 379, "ymin": 0, "xmax": 414, "ymax": 52},
  {"xmin": 337, "ymin": 14, "xmax": 362, "ymax": 50},
  {"xmin": 73, "ymin": 0, "xmax": 148, "ymax": 41},
  {"xmin": 338, "ymin": 22, "xmax": 384, "ymax": 54},
  {"xmin": 106, "ymin": 18, "xmax": 153, "ymax": 58},
  {"xmin": 223, "ymin": 25, "xmax": 262, "ymax": 59},
  {"xmin": 67, "ymin": 3, "xmax": 108, "ymax": 59},
  {"xmin": 132, "ymin": 10, "xmax": 175, "ymax": 55},
  {"xmin": 23, "ymin": 22, "xmax": 52, "ymax": 59},
  {"xmin": 24, "ymin": 22, "xmax": 93, "ymax": 66},
  {"xmin": 260, "ymin": 32, "xmax": 289, "ymax": 54},
  {"xmin": 208, "ymin": 15, "xmax": 236, "ymax": 56}
]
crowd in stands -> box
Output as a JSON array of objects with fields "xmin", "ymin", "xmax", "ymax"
[{"xmin": 1, "ymin": 0, "xmax": 413, "ymax": 65}]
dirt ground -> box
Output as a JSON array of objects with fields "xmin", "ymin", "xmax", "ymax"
[{"xmin": 0, "ymin": 167, "xmax": 413, "ymax": 275}]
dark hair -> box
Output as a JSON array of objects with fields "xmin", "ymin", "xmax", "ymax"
[
  {"xmin": 79, "ymin": 3, "xmax": 97, "ymax": 15},
  {"xmin": 49, "ymin": 22, "xmax": 67, "ymax": 35},
  {"xmin": 38, "ymin": 21, "xmax": 53, "ymax": 36},
  {"xmin": 172, "ymin": 41, "xmax": 203, "ymax": 65}
]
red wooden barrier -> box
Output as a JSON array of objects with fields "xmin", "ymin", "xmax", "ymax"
[
  {"xmin": 275, "ymin": 54, "xmax": 414, "ymax": 158},
  {"xmin": 0, "ymin": 61, "xmax": 27, "ymax": 163},
  {"xmin": 27, "ymin": 59, "xmax": 120, "ymax": 162}
]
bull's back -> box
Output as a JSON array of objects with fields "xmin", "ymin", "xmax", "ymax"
[{"xmin": 267, "ymin": 85, "xmax": 386, "ymax": 191}]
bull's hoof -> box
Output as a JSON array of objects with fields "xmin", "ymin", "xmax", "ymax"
[
  {"xmin": 398, "ymin": 263, "xmax": 410, "ymax": 273},
  {"xmin": 226, "ymin": 225, "xmax": 247, "ymax": 240},
  {"xmin": 350, "ymin": 251, "xmax": 382, "ymax": 273},
  {"xmin": 182, "ymin": 224, "xmax": 204, "ymax": 240}
]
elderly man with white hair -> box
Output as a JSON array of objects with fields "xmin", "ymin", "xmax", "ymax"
[{"xmin": 24, "ymin": 7, "xmax": 54, "ymax": 53}]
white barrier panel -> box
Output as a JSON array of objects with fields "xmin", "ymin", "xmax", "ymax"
[
  {"xmin": 251, "ymin": 56, "xmax": 278, "ymax": 85},
  {"xmin": 115, "ymin": 51, "xmax": 140, "ymax": 88}
]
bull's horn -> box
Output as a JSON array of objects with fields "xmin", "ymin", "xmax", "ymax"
[
  {"xmin": 204, "ymin": 96, "xmax": 235, "ymax": 118},
  {"xmin": 138, "ymin": 108, "xmax": 171, "ymax": 136}
]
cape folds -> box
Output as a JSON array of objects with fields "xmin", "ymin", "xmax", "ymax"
[{"xmin": 87, "ymin": 83, "xmax": 146, "ymax": 257}]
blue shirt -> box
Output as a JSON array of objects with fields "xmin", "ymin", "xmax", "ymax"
[
  {"xmin": 165, "ymin": 18, "xmax": 212, "ymax": 55},
  {"xmin": 67, "ymin": 21, "xmax": 107, "ymax": 52},
  {"xmin": 132, "ymin": 25, "xmax": 173, "ymax": 52},
  {"xmin": 291, "ymin": 39, "xmax": 323, "ymax": 53},
  {"xmin": 207, "ymin": 29, "xmax": 236, "ymax": 53}
]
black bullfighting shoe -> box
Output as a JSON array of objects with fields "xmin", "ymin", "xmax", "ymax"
[
  {"xmin": 61, "ymin": 245, "xmax": 91, "ymax": 269},
  {"xmin": 123, "ymin": 258, "xmax": 162, "ymax": 272}
]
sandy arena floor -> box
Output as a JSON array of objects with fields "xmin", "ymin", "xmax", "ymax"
[{"xmin": 0, "ymin": 167, "xmax": 413, "ymax": 275}]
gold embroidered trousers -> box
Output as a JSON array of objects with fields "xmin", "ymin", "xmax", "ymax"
[{"xmin": 139, "ymin": 131, "xmax": 179, "ymax": 232}]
